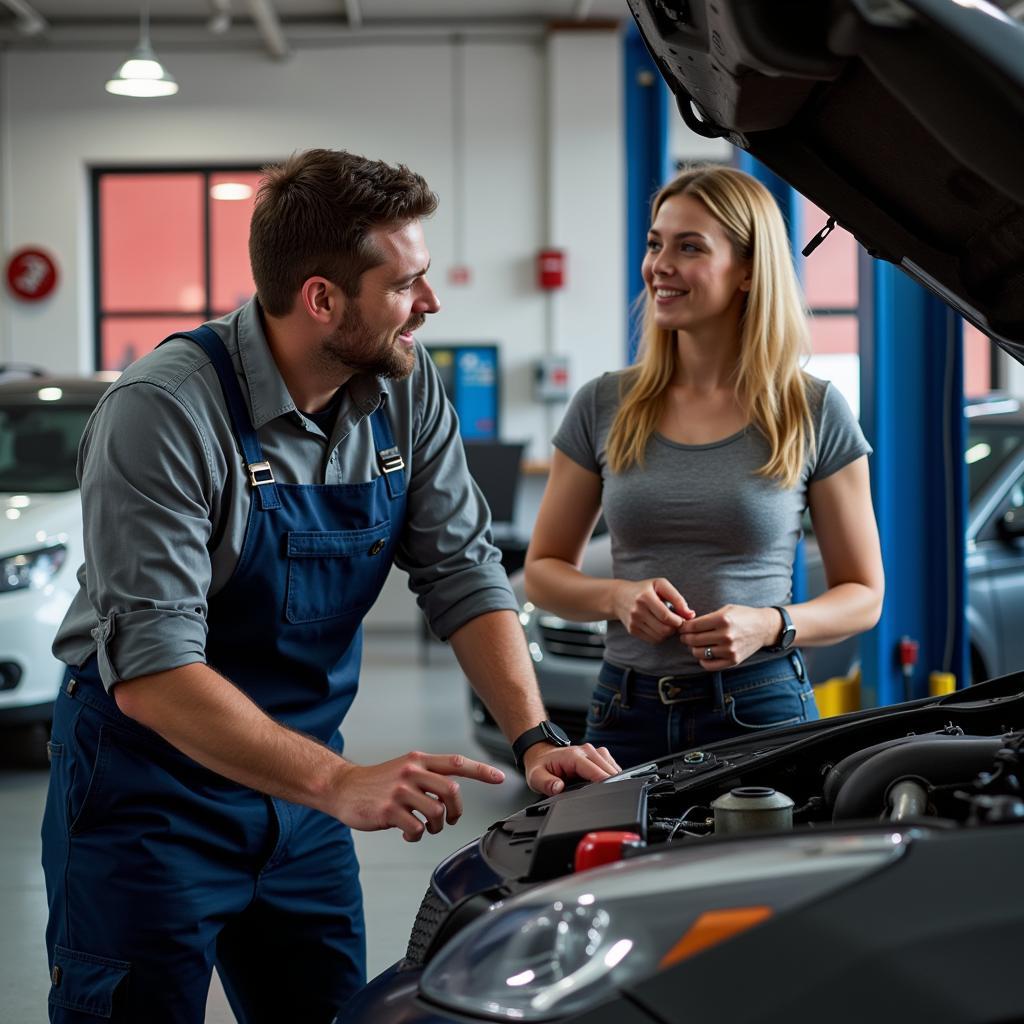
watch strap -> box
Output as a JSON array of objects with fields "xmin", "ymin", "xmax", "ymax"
[
  {"xmin": 511, "ymin": 720, "xmax": 570, "ymax": 772},
  {"xmin": 768, "ymin": 605, "xmax": 796, "ymax": 652}
]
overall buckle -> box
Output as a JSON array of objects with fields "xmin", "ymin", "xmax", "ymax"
[
  {"xmin": 378, "ymin": 446, "xmax": 405, "ymax": 474},
  {"xmin": 657, "ymin": 676, "xmax": 688, "ymax": 704},
  {"xmin": 247, "ymin": 461, "xmax": 275, "ymax": 487}
]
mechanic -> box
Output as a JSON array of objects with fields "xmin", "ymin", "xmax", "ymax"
[
  {"xmin": 524, "ymin": 165, "xmax": 885, "ymax": 768},
  {"xmin": 41, "ymin": 148, "xmax": 619, "ymax": 1024}
]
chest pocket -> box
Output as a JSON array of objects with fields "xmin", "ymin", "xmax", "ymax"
[{"xmin": 285, "ymin": 522, "xmax": 392, "ymax": 624}]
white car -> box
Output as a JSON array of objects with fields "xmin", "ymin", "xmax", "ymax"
[{"xmin": 0, "ymin": 374, "xmax": 113, "ymax": 726}]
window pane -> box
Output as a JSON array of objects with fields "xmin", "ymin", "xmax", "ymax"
[
  {"xmin": 210, "ymin": 171, "xmax": 260, "ymax": 313},
  {"xmin": 809, "ymin": 313, "xmax": 857, "ymax": 354},
  {"xmin": 966, "ymin": 422, "xmax": 1023, "ymax": 500},
  {"xmin": 805, "ymin": 315, "xmax": 860, "ymax": 417},
  {"xmin": 963, "ymin": 321, "xmax": 992, "ymax": 398},
  {"xmin": 100, "ymin": 174, "xmax": 205, "ymax": 313},
  {"xmin": 801, "ymin": 196, "xmax": 857, "ymax": 310},
  {"xmin": 101, "ymin": 316, "xmax": 199, "ymax": 371}
]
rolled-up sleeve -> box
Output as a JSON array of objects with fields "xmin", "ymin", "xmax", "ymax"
[
  {"xmin": 80, "ymin": 381, "xmax": 215, "ymax": 689},
  {"xmin": 395, "ymin": 353, "xmax": 517, "ymax": 640}
]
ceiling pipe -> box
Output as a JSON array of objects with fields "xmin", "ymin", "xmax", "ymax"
[
  {"xmin": 344, "ymin": 0, "xmax": 363, "ymax": 29},
  {"xmin": 246, "ymin": 0, "xmax": 290, "ymax": 59},
  {"xmin": 208, "ymin": 0, "xmax": 232, "ymax": 35},
  {"xmin": 0, "ymin": 0, "xmax": 47, "ymax": 36},
  {"xmin": 0, "ymin": 21, "xmax": 546, "ymax": 48}
]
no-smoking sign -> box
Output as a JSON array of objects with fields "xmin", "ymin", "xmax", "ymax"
[{"xmin": 6, "ymin": 248, "xmax": 58, "ymax": 301}]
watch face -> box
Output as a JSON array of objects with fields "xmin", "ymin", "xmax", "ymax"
[{"xmin": 543, "ymin": 720, "xmax": 570, "ymax": 746}]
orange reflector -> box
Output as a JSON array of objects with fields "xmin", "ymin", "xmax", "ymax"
[{"xmin": 659, "ymin": 906, "xmax": 773, "ymax": 969}]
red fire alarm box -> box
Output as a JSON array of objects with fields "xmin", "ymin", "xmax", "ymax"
[{"xmin": 537, "ymin": 248, "xmax": 566, "ymax": 290}]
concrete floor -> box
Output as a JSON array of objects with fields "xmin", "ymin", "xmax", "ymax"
[{"xmin": 0, "ymin": 634, "xmax": 531, "ymax": 1022}]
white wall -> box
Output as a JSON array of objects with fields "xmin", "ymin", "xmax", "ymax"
[
  {"xmin": 0, "ymin": 31, "xmax": 625, "ymax": 459},
  {"xmin": 545, "ymin": 30, "xmax": 625, "ymax": 448},
  {"xmin": 0, "ymin": 30, "xmax": 626, "ymax": 628}
]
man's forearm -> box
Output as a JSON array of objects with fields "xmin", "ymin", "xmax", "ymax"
[
  {"xmin": 113, "ymin": 662, "xmax": 347, "ymax": 816},
  {"xmin": 449, "ymin": 609, "xmax": 547, "ymax": 741}
]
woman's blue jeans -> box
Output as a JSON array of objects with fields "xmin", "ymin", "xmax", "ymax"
[{"xmin": 583, "ymin": 651, "xmax": 819, "ymax": 769}]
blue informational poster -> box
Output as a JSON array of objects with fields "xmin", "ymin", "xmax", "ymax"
[{"xmin": 424, "ymin": 344, "xmax": 499, "ymax": 441}]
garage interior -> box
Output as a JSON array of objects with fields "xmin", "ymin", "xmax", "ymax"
[{"xmin": 0, "ymin": 2, "xmax": 1022, "ymax": 1021}]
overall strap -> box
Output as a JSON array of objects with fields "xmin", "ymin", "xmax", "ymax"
[
  {"xmin": 368, "ymin": 402, "xmax": 406, "ymax": 500},
  {"xmin": 174, "ymin": 326, "xmax": 281, "ymax": 511}
]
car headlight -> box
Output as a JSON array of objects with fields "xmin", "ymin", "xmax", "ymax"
[
  {"xmin": 420, "ymin": 832, "xmax": 908, "ymax": 1021},
  {"xmin": 0, "ymin": 544, "xmax": 68, "ymax": 593}
]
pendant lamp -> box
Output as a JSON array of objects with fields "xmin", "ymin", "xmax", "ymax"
[{"xmin": 105, "ymin": 1, "xmax": 178, "ymax": 98}]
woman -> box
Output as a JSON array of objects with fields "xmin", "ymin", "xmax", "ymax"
[{"xmin": 524, "ymin": 166, "xmax": 884, "ymax": 768}]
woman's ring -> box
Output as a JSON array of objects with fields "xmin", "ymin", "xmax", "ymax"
[{"xmin": 704, "ymin": 646, "xmax": 713, "ymax": 660}]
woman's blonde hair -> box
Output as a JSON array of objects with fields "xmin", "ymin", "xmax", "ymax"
[{"xmin": 605, "ymin": 165, "xmax": 814, "ymax": 488}]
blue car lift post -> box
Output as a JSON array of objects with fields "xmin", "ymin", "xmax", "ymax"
[
  {"xmin": 735, "ymin": 154, "xmax": 808, "ymax": 604},
  {"xmin": 859, "ymin": 258, "xmax": 969, "ymax": 705},
  {"xmin": 736, "ymin": 156, "xmax": 968, "ymax": 705},
  {"xmin": 624, "ymin": 20, "xmax": 673, "ymax": 364}
]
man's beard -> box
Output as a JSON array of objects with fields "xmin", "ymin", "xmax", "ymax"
[{"xmin": 318, "ymin": 303, "xmax": 423, "ymax": 380}]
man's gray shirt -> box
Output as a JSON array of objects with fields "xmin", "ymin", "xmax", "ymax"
[
  {"xmin": 553, "ymin": 370, "xmax": 871, "ymax": 677},
  {"xmin": 53, "ymin": 298, "xmax": 516, "ymax": 690}
]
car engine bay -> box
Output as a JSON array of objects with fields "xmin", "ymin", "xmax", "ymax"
[{"xmin": 405, "ymin": 673, "xmax": 1024, "ymax": 969}]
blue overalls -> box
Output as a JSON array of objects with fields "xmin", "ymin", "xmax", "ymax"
[{"xmin": 41, "ymin": 325, "xmax": 407, "ymax": 1023}]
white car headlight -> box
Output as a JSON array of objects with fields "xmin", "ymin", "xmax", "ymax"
[
  {"xmin": 0, "ymin": 544, "xmax": 67, "ymax": 593},
  {"xmin": 420, "ymin": 832, "xmax": 908, "ymax": 1021}
]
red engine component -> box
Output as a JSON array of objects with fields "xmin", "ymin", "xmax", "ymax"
[{"xmin": 574, "ymin": 830, "xmax": 643, "ymax": 872}]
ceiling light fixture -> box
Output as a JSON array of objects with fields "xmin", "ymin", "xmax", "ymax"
[
  {"xmin": 105, "ymin": 0, "xmax": 178, "ymax": 98},
  {"xmin": 209, "ymin": 182, "xmax": 254, "ymax": 201}
]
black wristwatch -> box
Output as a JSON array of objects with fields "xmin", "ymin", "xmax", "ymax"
[
  {"xmin": 766, "ymin": 605, "xmax": 797, "ymax": 652},
  {"xmin": 511, "ymin": 720, "xmax": 571, "ymax": 772}
]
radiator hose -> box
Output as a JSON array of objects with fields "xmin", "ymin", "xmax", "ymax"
[{"xmin": 827, "ymin": 737, "xmax": 1004, "ymax": 821}]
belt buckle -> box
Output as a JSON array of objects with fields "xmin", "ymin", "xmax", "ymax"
[{"xmin": 657, "ymin": 676, "xmax": 686, "ymax": 704}]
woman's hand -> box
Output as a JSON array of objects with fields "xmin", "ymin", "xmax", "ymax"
[
  {"xmin": 678, "ymin": 605, "xmax": 779, "ymax": 668},
  {"xmin": 612, "ymin": 578, "xmax": 695, "ymax": 644}
]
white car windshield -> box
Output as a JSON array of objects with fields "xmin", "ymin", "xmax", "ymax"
[{"xmin": 0, "ymin": 404, "xmax": 94, "ymax": 492}]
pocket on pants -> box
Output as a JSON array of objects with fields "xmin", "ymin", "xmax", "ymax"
[
  {"xmin": 726, "ymin": 677, "xmax": 810, "ymax": 731},
  {"xmin": 49, "ymin": 945, "xmax": 130, "ymax": 1018},
  {"xmin": 585, "ymin": 688, "xmax": 620, "ymax": 730}
]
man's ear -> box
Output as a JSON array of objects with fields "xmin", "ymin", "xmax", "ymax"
[{"xmin": 298, "ymin": 277, "xmax": 343, "ymax": 325}]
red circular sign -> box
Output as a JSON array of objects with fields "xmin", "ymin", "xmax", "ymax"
[{"xmin": 6, "ymin": 248, "xmax": 58, "ymax": 301}]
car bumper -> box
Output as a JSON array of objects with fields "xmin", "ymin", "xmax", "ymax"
[{"xmin": 0, "ymin": 584, "xmax": 71, "ymax": 717}]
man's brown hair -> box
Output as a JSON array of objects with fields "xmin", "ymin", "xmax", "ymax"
[{"xmin": 249, "ymin": 149, "xmax": 438, "ymax": 316}]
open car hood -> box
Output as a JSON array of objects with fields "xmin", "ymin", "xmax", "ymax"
[{"xmin": 628, "ymin": 0, "xmax": 1024, "ymax": 360}]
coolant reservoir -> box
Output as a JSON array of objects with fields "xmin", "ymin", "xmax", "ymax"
[{"xmin": 711, "ymin": 786, "xmax": 794, "ymax": 834}]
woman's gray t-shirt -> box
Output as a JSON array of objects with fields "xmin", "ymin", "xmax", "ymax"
[{"xmin": 552, "ymin": 371, "xmax": 871, "ymax": 676}]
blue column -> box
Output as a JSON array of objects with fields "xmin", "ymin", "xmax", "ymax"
[
  {"xmin": 734, "ymin": 152, "xmax": 803, "ymax": 249},
  {"xmin": 624, "ymin": 22, "xmax": 670, "ymax": 363},
  {"xmin": 858, "ymin": 256, "xmax": 968, "ymax": 706},
  {"xmin": 737, "ymin": 153, "xmax": 807, "ymax": 603}
]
